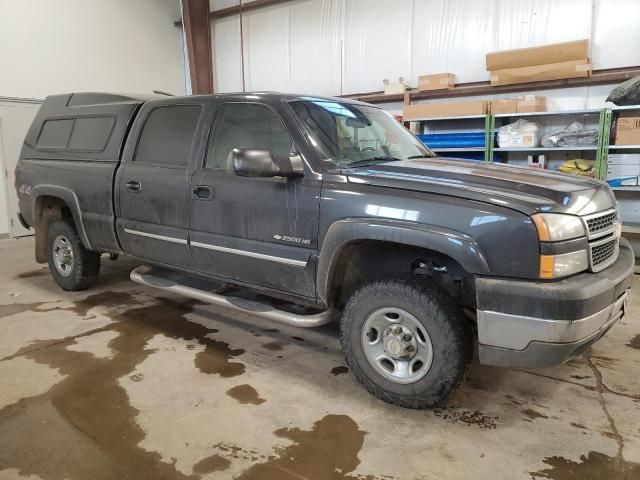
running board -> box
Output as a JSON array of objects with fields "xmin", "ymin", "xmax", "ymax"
[{"xmin": 130, "ymin": 266, "xmax": 334, "ymax": 328}]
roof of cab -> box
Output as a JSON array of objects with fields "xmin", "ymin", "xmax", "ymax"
[
  {"xmin": 47, "ymin": 91, "xmax": 374, "ymax": 108},
  {"xmin": 151, "ymin": 91, "xmax": 375, "ymax": 107}
]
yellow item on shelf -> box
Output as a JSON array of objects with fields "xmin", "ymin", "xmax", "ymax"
[{"xmin": 558, "ymin": 158, "xmax": 595, "ymax": 176}]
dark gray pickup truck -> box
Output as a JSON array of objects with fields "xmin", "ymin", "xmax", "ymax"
[{"xmin": 15, "ymin": 91, "xmax": 634, "ymax": 408}]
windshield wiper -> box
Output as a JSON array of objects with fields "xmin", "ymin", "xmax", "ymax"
[
  {"xmin": 345, "ymin": 156, "xmax": 402, "ymax": 168},
  {"xmin": 407, "ymin": 153, "xmax": 437, "ymax": 159}
]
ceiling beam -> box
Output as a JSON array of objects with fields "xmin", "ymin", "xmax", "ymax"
[
  {"xmin": 175, "ymin": 0, "xmax": 295, "ymax": 27},
  {"xmin": 213, "ymin": 0, "xmax": 294, "ymax": 19},
  {"xmin": 181, "ymin": 0, "xmax": 214, "ymax": 94},
  {"xmin": 344, "ymin": 66, "xmax": 640, "ymax": 104}
]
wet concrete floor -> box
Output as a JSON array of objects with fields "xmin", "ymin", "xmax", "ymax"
[{"xmin": 0, "ymin": 236, "xmax": 639, "ymax": 479}]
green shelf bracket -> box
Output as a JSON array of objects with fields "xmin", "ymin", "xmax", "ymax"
[
  {"xmin": 596, "ymin": 108, "xmax": 612, "ymax": 180},
  {"xmin": 484, "ymin": 114, "xmax": 495, "ymax": 162}
]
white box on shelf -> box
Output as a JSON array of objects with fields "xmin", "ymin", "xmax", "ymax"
[
  {"xmin": 607, "ymin": 164, "xmax": 640, "ymax": 186},
  {"xmin": 527, "ymin": 154, "xmax": 547, "ymax": 169},
  {"xmin": 607, "ymin": 153, "xmax": 640, "ymax": 165}
]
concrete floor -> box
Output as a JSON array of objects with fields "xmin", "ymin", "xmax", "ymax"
[{"xmin": 0, "ymin": 237, "xmax": 639, "ymax": 480}]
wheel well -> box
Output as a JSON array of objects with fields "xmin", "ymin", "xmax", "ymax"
[
  {"xmin": 326, "ymin": 240, "xmax": 475, "ymax": 309},
  {"xmin": 34, "ymin": 196, "xmax": 73, "ymax": 263}
]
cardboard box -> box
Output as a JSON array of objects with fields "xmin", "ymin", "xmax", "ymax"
[
  {"xmin": 418, "ymin": 73, "xmax": 455, "ymax": 91},
  {"xmin": 490, "ymin": 98, "xmax": 517, "ymax": 114},
  {"xmin": 486, "ymin": 39, "xmax": 589, "ymax": 71},
  {"xmin": 517, "ymin": 95, "xmax": 547, "ymax": 113},
  {"xmin": 403, "ymin": 100, "xmax": 487, "ymax": 120},
  {"xmin": 615, "ymin": 117, "xmax": 640, "ymax": 145},
  {"xmin": 490, "ymin": 60, "xmax": 591, "ymax": 87}
]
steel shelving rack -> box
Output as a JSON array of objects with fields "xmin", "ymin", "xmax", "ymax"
[{"xmin": 411, "ymin": 106, "xmax": 640, "ymax": 182}]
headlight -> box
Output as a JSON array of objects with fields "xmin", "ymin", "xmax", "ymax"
[
  {"xmin": 531, "ymin": 213, "xmax": 586, "ymax": 242},
  {"xmin": 539, "ymin": 250, "xmax": 589, "ymax": 279}
]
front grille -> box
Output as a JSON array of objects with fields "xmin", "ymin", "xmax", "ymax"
[
  {"xmin": 584, "ymin": 210, "xmax": 618, "ymax": 239},
  {"xmin": 589, "ymin": 236, "xmax": 619, "ymax": 272}
]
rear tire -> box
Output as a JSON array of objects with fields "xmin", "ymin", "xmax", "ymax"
[
  {"xmin": 340, "ymin": 277, "xmax": 472, "ymax": 409},
  {"xmin": 47, "ymin": 218, "xmax": 100, "ymax": 291}
]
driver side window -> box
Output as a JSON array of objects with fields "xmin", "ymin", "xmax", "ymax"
[{"xmin": 206, "ymin": 103, "xmax": 294, "ymax": 170}]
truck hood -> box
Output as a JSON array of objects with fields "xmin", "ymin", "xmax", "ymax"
[{"xmin": 346, "ymin": 158, "xmax": 616, "ymax": 216}]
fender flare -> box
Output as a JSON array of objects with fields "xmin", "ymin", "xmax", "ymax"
[
  {"xmin": 316, "ymin": 218, "xmax": 490, "ymax": 303},
  {"xmin": 31, "ymin": 184, "xmax": 92, "ymax": 250}
]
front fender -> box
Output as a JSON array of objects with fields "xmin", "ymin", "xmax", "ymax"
[{"xmin": 316, "ymin": 218, "xmax": 490, "ymax": 302}]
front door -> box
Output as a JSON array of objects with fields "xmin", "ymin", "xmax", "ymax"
[
  {"xmin": 116, "ymin": 102, "xmax": 203, "ymax": 268},
  {"xmin": 189, "ymin": 102, "xmax": 321, "ymax": 298}
]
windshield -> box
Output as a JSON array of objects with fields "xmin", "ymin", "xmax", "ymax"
[{"xmin": 289, "ymin": 99, "xmax": 434, "ymax": 169}]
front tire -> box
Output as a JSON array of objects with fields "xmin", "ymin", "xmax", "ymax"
[
  {"xmin": 340, "ymin": 277, "xmax": 472, "ymax": 409},
  {"xmin": 47, "ymin": 218, "xmax": 100, "ymax": 291}
]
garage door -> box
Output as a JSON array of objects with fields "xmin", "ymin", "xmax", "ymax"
[{"xmin": 0, "ymin": 98, "xmax": 41, "ymax": 237}]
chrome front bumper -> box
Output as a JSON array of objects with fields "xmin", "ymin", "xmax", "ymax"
[
  {"xmin": 475, "ymin": 238, "xmax": 634, "ymax": 369},
  {"xmin": 478, "ymin": 292, "xmax": 628, "ymax": 368}
]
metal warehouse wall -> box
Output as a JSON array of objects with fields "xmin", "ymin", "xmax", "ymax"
[
  {"xmin": 210, "ymin": 0, "xmax": 640, "ymax": 97},
  {"xmin": 0, "ymin": 0, "xmax": 186, "ymax": 99},
  {"xmin": 0, "ymin": 0, "xmax": 188, "ymax": 236}
]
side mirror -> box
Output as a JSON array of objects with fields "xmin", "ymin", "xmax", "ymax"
[{"xmin": 227, "ymin": 148, "xmax": 304, "ymax": 178}]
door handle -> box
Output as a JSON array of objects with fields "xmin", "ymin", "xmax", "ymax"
[
  {"xmin": 125, "ymin": 180, "xmax": 141, "ymax": 193},
  {"xmin": 192, "ymin": 185, "xmax": 213, "ymax": 200}
]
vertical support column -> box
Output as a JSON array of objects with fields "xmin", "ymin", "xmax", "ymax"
[
  {"xmin": 484, "ymin": 114, "xmax": 495, "ymax": 162},
  {"xmin": 182, "ymin": 0, "xmax": 214, "ymax": 95},
  {"xmin": 596, "ymin": 108, "xmax": 612, "ymax": 180}
]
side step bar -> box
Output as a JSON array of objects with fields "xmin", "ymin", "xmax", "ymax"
[{"xmin": 130, "ymin": 266, "xmax": 334, "ymax": 328}]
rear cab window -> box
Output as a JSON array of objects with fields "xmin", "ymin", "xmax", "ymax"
[{"xmin": 134, "ymin": 105, "xmax": 202, "ymax": 168}]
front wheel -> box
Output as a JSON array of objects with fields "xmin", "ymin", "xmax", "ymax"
[
  {"xmin": 340, "ymin": 277, "xmax": 472, "ymax": 409},
  {"xmin": 46, "ymin": 218, "xmax": 101, "ymax": 291}
]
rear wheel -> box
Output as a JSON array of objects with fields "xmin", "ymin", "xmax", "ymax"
[
  {"xmin": 340, "ymin": 277, "xmax": 472, "ymax": 409},
  {"xmin": 47, "ymin": 218, "xmax": 100, "ymax": 291}
]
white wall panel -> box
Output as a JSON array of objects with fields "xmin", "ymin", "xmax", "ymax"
[
  {"xmin": 288, "ymin": 0, "xmax": 343, "ymax": 95},
  {"xmin": 494, "ymin": 0, "xmax": 591, "ymax": 51},
  {"xmin": 0, "ymin": 0, "xmax": 185, "ymax": 99},
  {"xmin": 211, "ymin": 0, "xmax": 640, "ymax": 100},
  {"xmin": 592, "ymin": 0, "xmax": 640, "ymax": 69},
  {"xmin": 212, "ymin": 16, "xmax": 243, "ymax": 92},
  {"xmin": 211, "ymin": 0, "xmax": 240, "ymax": 10},
  {"xmin": 411, "ymin": 0, "xmax": 497, "ymax": 84},
  {"xmin": 242, "ymin": 4, "xmax": 291, "ymax": 91},
  {"xmin": 343, "ymin": 0, "xmax": 413, "ymax": 94}
]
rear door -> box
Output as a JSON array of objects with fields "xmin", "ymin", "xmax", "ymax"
[
  {"xmin": 0, "ymin": 99, "xmax": 41, "ymax": 237},
  {"xmin": 188, "ymin": 101, "xmax": 321, "ymax": 298},
  {"xmin": 115, "ymin": 101, "xmax": 204, "ymax": 268}
]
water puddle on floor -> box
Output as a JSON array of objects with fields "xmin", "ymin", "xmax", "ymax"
[
  {"xmin": 192, "ymin": 454, "xmax": 231, "ymax": 475},
  {"xmin": 235, "ymin": 414, "xmax": 385, "ymax": 480},
  {"xmin": 0, "ymin": 294, "xmax": 247, "ymax": 480},
  {"xmin": 226, "ymin": 384, "xmax": 266, "ymax": 405},
  {"xmin": 15, "ymin": 268, "xmax": 49, "ymax": 278},
  {"xmin": 626, "ymin": 334, "xmax": 640, "ymax": 350},
  {"xmin": 531, "ymin": 451, "xmax": 640, "ymax": 479}
]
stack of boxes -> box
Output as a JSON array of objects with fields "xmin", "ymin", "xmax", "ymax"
[
  {"xmin": 486, "ymin": 40, "xmax": 591, "ymax": 86},
  {"xmin": 607, "ymin": 116, "xmax": 640, "ymax": 186}
]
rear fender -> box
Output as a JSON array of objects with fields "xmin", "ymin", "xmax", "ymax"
[{"xmin": 31, "ymin": 185, "xmax": 92, "ymax": 262}]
